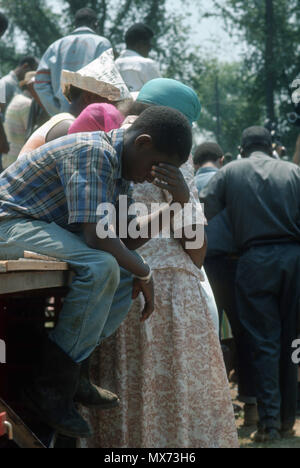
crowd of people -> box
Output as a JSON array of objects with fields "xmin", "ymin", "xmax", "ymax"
[{"xmin": 0, "ymin": 6, "xmax": 300, "ymax": 449}]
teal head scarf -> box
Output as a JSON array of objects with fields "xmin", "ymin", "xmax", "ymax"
[{"xmin": 136, "ymin": 78, "xmax": 201, "ymax": 125}]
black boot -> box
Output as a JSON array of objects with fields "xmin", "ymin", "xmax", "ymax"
[
  {"xmin": 74, "ymin": 357, "xmax": 120, "ymax": 409},
  {"xmin": 22, "ymin": 337, "xmax": 92, "ymax": 438}
]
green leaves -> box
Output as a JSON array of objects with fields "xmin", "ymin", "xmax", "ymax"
[{"xmin": 211, "ymin": 0, "xmax": 300, "ymax": 156}]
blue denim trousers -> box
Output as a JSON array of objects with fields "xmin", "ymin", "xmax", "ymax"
[{"xmin": 0, "ymin": 218, "xmax": 134, "ymax": 363}]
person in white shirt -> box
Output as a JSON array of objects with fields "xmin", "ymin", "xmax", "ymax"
[
  {"xmin": 115, "ymin": 23, "xmax": 161, "ymax": 92},
  {"xmin": 34, "ymin": 8, "xmax": 112, "ymax": 116}
]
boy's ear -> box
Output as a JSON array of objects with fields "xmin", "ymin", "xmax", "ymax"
[{"xmin": 134, "ymin": 134, "xmax": 153, "ymax": 148}]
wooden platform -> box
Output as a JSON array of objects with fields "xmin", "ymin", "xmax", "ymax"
[
  {"xmin": 0, "ymin": 270, "xmax": 71, "ymax": 296},
  {"xmin": 0, "ymin": 252, "xmax": 71, "ymax": 296},
  {"xmin": 0, "ymin": 252, "xmax": 72, "ymax": 447}
]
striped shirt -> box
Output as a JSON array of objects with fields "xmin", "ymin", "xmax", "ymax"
[
  {"xmin": 0, "ymin": 128, "xmax": 133, "ymax": 232},
  {"xmin": 3, "ymin": 93, "xmax": 32, "ymax": 169}
]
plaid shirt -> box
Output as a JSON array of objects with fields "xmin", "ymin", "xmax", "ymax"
[{"xmin": 0, "ymin": 128, "xmax": 133, "ymax": 232}]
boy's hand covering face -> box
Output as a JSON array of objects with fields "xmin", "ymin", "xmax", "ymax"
[
  {"xmin": 151, "ymin": 163, "xmax": 190, "ymax": 206},
  {"xmin": 132, "ymin": 276, "xmax": 155, "ymax": 322}
]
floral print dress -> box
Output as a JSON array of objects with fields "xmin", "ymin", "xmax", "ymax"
[{"xmin": 81, "ymin": 160, "xmax": 239, "ymax": 448}]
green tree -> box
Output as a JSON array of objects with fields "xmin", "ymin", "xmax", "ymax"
[
  {"xmin": 0, "ymin": 0, "xmax": 197, "ymax": 80},
  {"xmin": 210, "ymin": 0, "xmax": 300, "ymax": 156},
  {"xmin": 1, "ymin": 0, "xmax": 266, "ymax": 155},
  {"xmin": 0, "ymin": 0, "xmax": 61, "ymax": 57},
  {"xmin": 192, "ymin": 58, "xmax": 265, "ymax": 155}
]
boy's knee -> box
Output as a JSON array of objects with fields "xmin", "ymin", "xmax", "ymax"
[{"xmin": 91, "ymin": 252, "xmax": 120, "ymax": 287}]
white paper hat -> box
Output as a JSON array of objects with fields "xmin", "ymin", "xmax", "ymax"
[{"xmin": 61, "ymin": 48, "xmax": 131, "ymax": 103}]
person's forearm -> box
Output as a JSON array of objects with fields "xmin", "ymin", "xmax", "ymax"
[
  {"xmin": 178, "ymin": 231, "xmax": 207, "ymax": 269},
  {"xmin": 122, "ymin": 201, "xmax": 177, "ymax": 250},
  {"xmin": 34, "ymin": 75, "xmax": 60, "ymax": 117},
  {"xmin": 84, "ymin": 224, "xmax": 150, "ymax": 277}
]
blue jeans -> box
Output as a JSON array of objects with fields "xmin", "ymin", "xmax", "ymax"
[{"xmin": 0, "ymin": 218, "xmax": 134, "ymax": 363}]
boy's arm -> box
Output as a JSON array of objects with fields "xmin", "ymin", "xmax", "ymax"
[
  {"xmin": 83, "ymin": 223, "xmax": 150, "ymax": 277},
  {"xmin": 123, "ymin": 164, "xmax": 207, "ymax": 268},
  {"xmin": 153, "ymin": 164, "xmax": 207, "ymax": 269},
  {"xmin": 82, "ymin": 223, "xmax": 154, "ymax": 322},
  {"xmin": 122, "ymin": 163, "xmax": 191, "ymax": 250}
]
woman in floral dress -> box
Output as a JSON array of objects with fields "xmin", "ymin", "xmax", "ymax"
[{"xmin": 80, "ymin": 79, "xmax": 239, "ymax": 448}]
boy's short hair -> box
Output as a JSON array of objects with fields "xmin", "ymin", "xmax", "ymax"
[
  {"xmin": 129, "ymin": 106, "xmax": 192, "ymax": 163},
  {"xmin": 241, "ymin": 126, "xmax": 272, "ymax": 153},
  {"xmin": 0, "ymin": 12, "xmax": 8, "ymax": 36},
  {"xmin": 125, "ymin": 23, "xmax": 154, "ymax": 48},
  {"xmin": 193, "ymin": 142, "xmax": 224, "ymax": 166},
  {"xmin": 75, "ymin": 8, "xmax": 98, "ymax": 27},
  {"xmin": 19, "ymin": 56, "xmax": 38, "ymax": 69}
]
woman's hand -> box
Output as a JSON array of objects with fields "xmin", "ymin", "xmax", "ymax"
[{"xmin": 151, "ymin": 163, "xmax": 190, "ymax": 206}]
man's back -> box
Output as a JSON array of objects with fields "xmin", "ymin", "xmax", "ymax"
[
  {"xmin": 200, "ymin": 152, "xmax": 300, "ymax": 251},
  {"xmin": 35, "ymin": 27, "xmax": 111, "ymax": 116},
  {"xmin": 115, "ymin": 49, "xmax": 160, "ymax": 92},
  {"xmin": 195, "ymin": 166, "xmax": 236, "ymax": 257},
  {"xmin": 194, "ymin": 166, "xmax": 218, "ymax": 193}
]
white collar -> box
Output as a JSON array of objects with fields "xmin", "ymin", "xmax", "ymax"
[{"xmin": 120, "ymin": 49, "xmax": 143, "ymax": 58}]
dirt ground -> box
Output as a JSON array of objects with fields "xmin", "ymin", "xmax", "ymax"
[{"xmin": 231, "ymin": 384, "xmax": 300, "ymax": 448}]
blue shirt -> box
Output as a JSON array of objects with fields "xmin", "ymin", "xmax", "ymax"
[
  {"xmin": 195, "ymin": 166, "xmax": 237, "ymax": 257},
  {"xmin": 0, "ymin": 128, "xmax": 133, "ymax": 232},
  {"xmin": 34, "ymin": 27, "xmax": 112, "ymax": 116},
  {"xmin": 194, "ymin": 166, "xmax": 218, "ymax": 193}
]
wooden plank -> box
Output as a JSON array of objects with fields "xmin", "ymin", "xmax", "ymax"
[
  {"xmin": 0, "ymin": 398, "xmax": 46, "ymax": 448},
  {"xmin": 24, "ymin": 251, "xmax": 61, "ymax": 262},
  {"xmin": 0, "ymin": 271, "xmax": 71, "ymax": 295},
  {"xmin": 0, "ymin": 259, "xmax": 68, "ymax": 273}
]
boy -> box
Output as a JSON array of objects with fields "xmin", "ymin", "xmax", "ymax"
[{"xmin": 0, "ymin": 106, "xmax": 193, "ymax": 437}]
